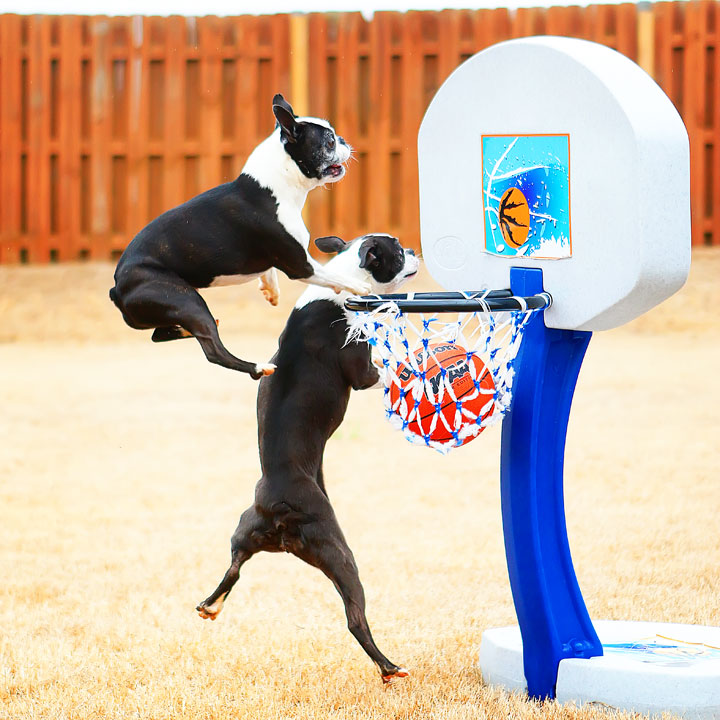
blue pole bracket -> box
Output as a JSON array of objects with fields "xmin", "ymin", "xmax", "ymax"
[{"xmin": 500, "ymin": 266, "xmax": 603, "ymax": 699}]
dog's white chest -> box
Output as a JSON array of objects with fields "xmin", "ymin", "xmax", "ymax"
[
  {"xmin": 275, "ymin": 200, "xmax": 310, "ymax": 249},
  {"xmin": 209, "ymin": 271, "xmax": 262, "ymax": 288},
  {"xmin": 242, "ymin": 133, "xmax": 313, "ymax": 250}
]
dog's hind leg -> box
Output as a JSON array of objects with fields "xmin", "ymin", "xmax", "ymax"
[
  {"xmin": 296, "ymin": 510, "xmax": 408, "ymax": 683},
  {"xmin": 119, "ymin": 274, "xmax": 274, "ymax": 378},
  {"xmin": 185, "ymin": 311, "xmax": 276, "ymax": 379},
  {"xmin": 315, "ymin": 466, "xmax": 329, "ymax": 500},
  {"xmin": 151, "ymin": 325, "xmax": 194, "ymax": 342},
  {"xmin": 196, "ymin": 506, "xmax": 271, "ymax": 620},
  {"xmin": 152, "ymin": 318, "xmax": 219, "ymax": 343}
]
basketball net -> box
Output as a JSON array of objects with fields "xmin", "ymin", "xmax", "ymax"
[{"xmin": 346, "ymin": 295, "xmax": 539, "ymax": 453}]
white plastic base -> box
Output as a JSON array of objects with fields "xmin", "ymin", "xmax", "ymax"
[{"xmin": 479, "ymin": 620, "xmax": 720, "ymax": 719}]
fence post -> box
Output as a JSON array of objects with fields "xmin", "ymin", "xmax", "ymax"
[
  {"xmin": 0, "ymin": 14, "xmax": 23, "ymax": 263},
  {"xmin": 290, "ymin": 12, "xmax": 310, "ymax": 230},
  {"xmin": 289, "ymin": 13, "xmax": 309, "ymax": 117},
  {"xmin": 637, "ymin": 2, "xmax": 655, "ymax": 79}
]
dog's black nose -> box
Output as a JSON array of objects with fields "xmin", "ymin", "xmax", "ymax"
[
  {"xmin": 406, "ymin": 248, "xmax": 416, "ymax": 256},
  {"xmin": 338, "ymin": 136, "xmax": 347, "ymax": 146}
]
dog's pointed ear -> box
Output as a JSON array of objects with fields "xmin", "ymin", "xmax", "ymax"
[
  {"xmin": 359, "ymin": 237, "xmax": 380, "ymax": 269},
  {"xmin": 314, "ymin": 235, "xmax": 347, "ymax": 254},
  {"xmin": 273, "ymin": 97, "xmax": 298, "ymax": 144},
  {"xmin": 272, "ymin": 93, "xmax": 295, "ymax": 117}
]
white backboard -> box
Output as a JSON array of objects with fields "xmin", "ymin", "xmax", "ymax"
[{"xmin": 418, "ymin": 36, "xmax": 691, "ymax": 331}]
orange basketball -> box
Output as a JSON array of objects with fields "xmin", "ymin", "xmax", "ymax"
[
  {"xmin": 499, "ymin": 187, "xmax": 530, "ymax": 248},
  {"xmin": 389, "ymin": 342, "xmax": 495, "ymax": 446}
]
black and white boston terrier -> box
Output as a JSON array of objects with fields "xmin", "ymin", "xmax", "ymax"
[
  {"xmin": 196, "ymin": 234, "xmax": 419, "ymax": 683},
  {"xmin": 109, "ymin": 94, "xmax": 369, "ymax": 380}
]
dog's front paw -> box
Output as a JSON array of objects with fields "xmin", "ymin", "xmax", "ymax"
[
  {"xmin": 258, "ymin": 279, "xmax": 280, "ymax": 306},
  {"xmin": 349, "ymin": 280, "xmax": 371, "ymax": 296},
  {"xmin": 332, "ymin": 278, "xmax": 370, "ymax": 296},
  {"xmin": 251, "ymin": 362, "xmax": 276, "ymax": 380},
  {"xmin": 258, "ymin": 268, "xmax": 280, "ymax": 306}
]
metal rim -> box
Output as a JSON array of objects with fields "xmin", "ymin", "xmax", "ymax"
[{"xmin": 344, "ymin": 290, "xmax": 552, "ymax": 313}]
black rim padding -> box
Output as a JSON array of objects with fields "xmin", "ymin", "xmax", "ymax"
[{"xmin": 344, "ymin": 290, "xmax": 552, "ymax": 314}]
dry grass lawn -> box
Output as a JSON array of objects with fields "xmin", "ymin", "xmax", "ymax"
[{"xmin": 1, "ymin": 251, "xmax": 719, "ymax": 719}]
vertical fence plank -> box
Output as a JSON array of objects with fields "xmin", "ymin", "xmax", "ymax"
[
  {"xmin": 709, "ymin": 0, "xmax": 720, "ymax": 247},
  {"xmin": 696, "ymin": 0, "xmax": 718, "ymax": 248},
  {"xmin": 57, "ymin": 16, "xmax": 82, "ymax": 261},
  {"xmin": 235, "ymin": 16, "xmax": 256, "ymax": 169},
  {"xmin": 255, "ymin": 15, "xmax": 277, "ymax": 143},
  {"xmin": 686, "ymin": 1, "xmax": 704, "ymax": 247},
  {"xmin": 289, "ymin": 14, "xmax": 309, "ymax": 121},
  {"xmin": 637, "ymin": 3, "xmax": 655, "ymax": 76},
  {"xmin": 26, "ymin": 16, "xmax": 52, "ymax": 262},
  {"xmin": 183, "ymin": 16, "xmax": 200, "ymax": 202},
  {"xmin": 198, "ymin": 16, "xmax": 222, "ymax": 192},
  {"xmin": 127, "ymin": 15, "xmax": 149, "ymax": 241},
  {"xmin": 306, "ymin": 12, "xmax": 330, "ymax": 240},
  {"xmin": 333, "ymin": 12, "xmax": 360, "ymax": 242},
  {"xmin": 513, "ymin": 7, "xmax": 546, "ymax": 38},
  {"xmin": 108, "ymin": 16, "xmax": 131, "ymax": 256},
  {"xmin": 369, "ymin": 13, "xmax": 392, "ymax": 237},
  {"xmin": 271, "ymin": 14, "xmax": 291, "ymax": 107},
  {"xmin": 400, "ymin": 12, "xmax": 424, "ymax": 248},
  {"xmin": 0, "ymin": 15, "xmax": 22, "ymax": 263},
  {"xmin": 478, "ymin": 8, "xmax": 512, "ymax": 51},
  {"xmin": 617, "ymin": 4, "xmax": 639, "ymax": 60},
  {"xmin": 164, "ymin": 15, "xmax": 185, "ymax": 212},
  {"xmin": 145, "ymin": 17, "xmax": 166, "ymax": 226},
  {"xmin": 653, "ymin": 2, "xmax": 673, "ymax": 104},
  {"xmin": 88, "ymin": 16, "xmax": 111, "ymax": 259}
]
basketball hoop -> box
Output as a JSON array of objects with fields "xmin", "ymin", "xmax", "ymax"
[
  {"xmin": 345, "ymin": 290, "xmax": 551, "ymax": 453},
  {"xmin": 349, "ymin": 32, "xmax": 706, "ymax": 717}
]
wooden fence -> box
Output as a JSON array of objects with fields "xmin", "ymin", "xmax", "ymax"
[
  {"xmin": 0, "ymin": 2, "xmax": 718, "ymax": 264},
  {"xmin": 0, "ymin": 14, "xmax": 290, "ymax": 264}
]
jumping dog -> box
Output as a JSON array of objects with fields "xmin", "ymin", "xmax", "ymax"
[
  {"xmin": 109, "ymin": 94, "xmax": 369, "ymax": 379},
  {"xmin": 197, "ymin": 233, "xmax": 419, "ymax": 682}
]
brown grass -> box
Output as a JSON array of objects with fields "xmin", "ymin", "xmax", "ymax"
[{"xmin": 1, "ymin": 251, "xmax": 719, "ymax": 719}]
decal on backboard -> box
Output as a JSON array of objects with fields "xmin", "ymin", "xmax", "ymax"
[
  {"xmin": 482, "ymin": 134, "xmax": 571, "ymax": 259},
  {"xmin": 603, "ymin": 635, "xmax": 720, "ymax": 667}
]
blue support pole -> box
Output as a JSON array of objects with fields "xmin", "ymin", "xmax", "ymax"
[{"xmin": 500, "ymin": 267, "xmax": 603, "ymax": 699}]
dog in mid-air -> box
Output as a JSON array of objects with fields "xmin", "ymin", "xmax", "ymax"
[
  {"xmin": 197, "ymin": 233, "xmax": 419, "ymax": 683},
  {"xmin": 109, "ymin": 94, "xmax": 369, "ymax": 379}
]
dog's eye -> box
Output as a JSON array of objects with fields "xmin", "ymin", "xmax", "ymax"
[{"xmin": 327, "ymin": 137, "xmax": 336, "ymax": 150}]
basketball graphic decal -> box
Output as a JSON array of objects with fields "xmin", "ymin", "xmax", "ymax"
[
  {"xmin": 499, "ymin": 187, "xmax": 530, "ymax": 248},
  {"xmin": 482, "ymin": 134, "xmax": 571, "ymax": 259}
]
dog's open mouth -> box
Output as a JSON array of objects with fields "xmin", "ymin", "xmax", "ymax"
[{"xmin": 325, "ymin": 164, "xmax": 344, "ymax": 178}]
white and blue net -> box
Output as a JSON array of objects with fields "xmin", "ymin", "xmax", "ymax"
[{"xmin": 346, "ymin": 292, "xmax": 544, "ymax": 453}]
